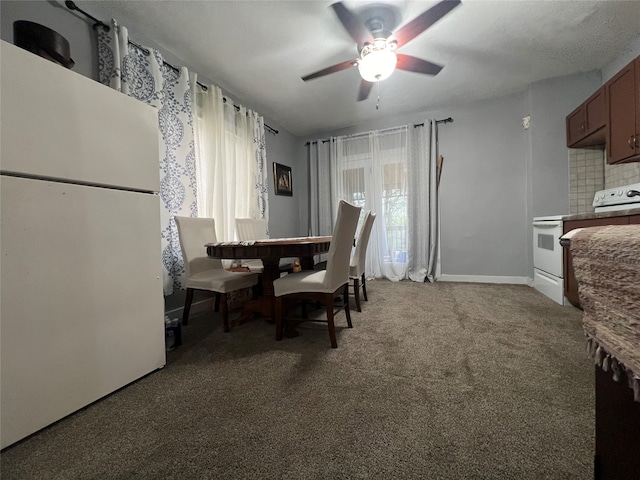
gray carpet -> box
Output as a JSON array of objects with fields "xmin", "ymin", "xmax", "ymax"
[{"xmin": 1, "ymin": 281, "xmax": 594, "ymax": 479}]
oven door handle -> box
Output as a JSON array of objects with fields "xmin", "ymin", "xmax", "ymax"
[{"xmin": 532, "ymin": 221, "xmax": 563, "ymax": 228}]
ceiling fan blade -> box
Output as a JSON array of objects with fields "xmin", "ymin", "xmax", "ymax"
[
  {"xmin": 302, "ymin": 58, "xmax": 358, "ymax": 81},
  {"xmin": 331, "ymin": 2, "xmax": 374, "ymax": 45},
  {"xmin": 357, "ymin": 80, "xmax": 374, "ymax": 101},
  {"xmin": 390, "ymin": 0, "xmax": 461, "ymax": 49},
  {"xmin": 396, "ymin": 54, "xmax": 443, "ymax": 76}
]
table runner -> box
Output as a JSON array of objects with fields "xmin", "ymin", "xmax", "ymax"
[{"xmin": 567, "ymin": 225, "xmax": 640, "ymax": 401}]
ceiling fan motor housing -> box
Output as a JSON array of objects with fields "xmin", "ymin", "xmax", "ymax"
[
  {"xmin": 358, "ymin": 15, "xmax": 398, "ymax": 83},
  {"xmin": 359, "ymin": 16, "xmax": 394, "ymax": 51}
]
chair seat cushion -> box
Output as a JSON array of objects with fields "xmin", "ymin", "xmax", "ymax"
[
  {"xmin": 185, "ymin": 269, "xmax": 259, "ymax": 292},
  {"xmin": 274, "ymin": 270, "xmax": 345, "ymax": 296}
]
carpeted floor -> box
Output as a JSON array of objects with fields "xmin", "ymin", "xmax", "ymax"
[{"xmin": 0, "ymin": 280, "xmax": 594, "ymax": 479}]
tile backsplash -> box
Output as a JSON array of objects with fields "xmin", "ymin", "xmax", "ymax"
[
  {"xmin": 569, "ymin": 148, "xmax": 604, "ymax": 215},
  {"xmin": 569, "ymin": 148, "xmax": 640, "ymax": 214},
  {"xmin": 604, "ymin": 158, "xmax": 640, "ymax": 188}
]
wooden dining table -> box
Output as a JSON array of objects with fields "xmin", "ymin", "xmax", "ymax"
[{"xmin": 205, "ymin": 236, "xmax": 332, "ymax": 327}]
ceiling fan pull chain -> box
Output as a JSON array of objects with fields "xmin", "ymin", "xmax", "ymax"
[{"xmin": 376, "ymin": 81, "xmax": 380, "ymax": 110}]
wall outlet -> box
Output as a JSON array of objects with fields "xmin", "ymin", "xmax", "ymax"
[{"xmin": 522, "ymin": 115, "xmax": 531, "ymax": 130}]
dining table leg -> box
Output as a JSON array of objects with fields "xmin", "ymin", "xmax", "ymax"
[
  {"xmin": 235, "ymin": 258, "xmax": 281, "ymax": 325},
  {"xmin": 236, "ymin": 255, "xmax": 318, "ymax": 338}
]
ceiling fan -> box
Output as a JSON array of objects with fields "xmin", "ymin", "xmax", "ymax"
[{"xmin": 302, "ymin": 1, "xmax": 462, "ymax": 101}]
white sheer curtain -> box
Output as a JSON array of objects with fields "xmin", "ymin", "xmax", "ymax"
[
  {"xmin": 191, "ymin": 83, "xmax": 268, "ymax": 241},
  {"xmin": 328, "ymin": 123, "xmax": 437, "ymax": 282},
  {"xmin": 333, "ymin": 127, "xmax": 408, "ymax": 281}
]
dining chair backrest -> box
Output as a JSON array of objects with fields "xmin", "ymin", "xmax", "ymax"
[
  {"xmin": 323, "ymin": 200, "xmax": 361, "ymax": 291},
  {"xmin": 236, "ymin": 218, "xmax": 269, "ymax": 241},
  {"xmin": 351, "ymin": 211, "xmax": 376, "ymax": 277},
  {"xmin": 175, "ymin": 216, "xmax": 223, "ymax": 276}
]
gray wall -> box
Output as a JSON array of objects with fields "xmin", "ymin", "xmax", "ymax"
[
  {"xmin": 264, "ymin": 123, "xmax": 307, "ymax": 238},
  {"xmin": 527, "ymin": 71, "xmax": 602, "ymax": 219},
  {"xmin": 438, "ymin": 93, "xmax": 529, "ymax": 279},
  {"xmin": 1, "ymin": 0, "xmax": 97, "ymax": 79}
]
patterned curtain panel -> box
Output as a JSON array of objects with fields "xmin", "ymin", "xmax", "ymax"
[
  {"xmin": 252, "ymin": 112, "xmax": 269, "ymax": 224},
  {"xmin": 97, "ymin": 19, "xmax": 197, "ymax": 295}
]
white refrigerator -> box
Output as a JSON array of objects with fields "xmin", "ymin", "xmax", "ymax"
[{"xmin": 0, "ymin": 41, "xmax": 166, "ymax": 448}]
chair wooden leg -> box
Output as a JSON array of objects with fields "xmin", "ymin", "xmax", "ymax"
[
  {"xmin": 353, "ymin": 277, "xmax": 362, "ymax": 312},
  {"xmin": 275, "ymin": 296, "xmax": 284, "ymax": 341},
  {"xmin": 344, "ymin": 284, "xmax": 352, "ymax": 328},
  {"xmin": 214, "ymin": 292, "xmax": 221, "ymax": 312},
  {"xmin": 361, "ymin": 273, "xmax": 368, "ymax": 302},
  {"xmin": 326, "ymin": 294, "xmax": 337, "ymax": 348},
  {"xmin": 221, "ymin": 294, "xmax": 230, "ymax": 332},
  {"xmin": 182, "ymin": 288, "xmax": 194, "ymax": 326}
]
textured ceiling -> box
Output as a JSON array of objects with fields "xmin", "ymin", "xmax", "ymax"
[{"xmin": 84, "ymin": 0, "xmax": 640, "ymax": 137}]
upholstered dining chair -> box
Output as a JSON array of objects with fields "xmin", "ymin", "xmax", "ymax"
[
  {"xmin": 349, "ymin": 211, "xmax": 376, "ymax": 312},
  {"xmin": 235, "ymin": 218, "xmax": 295, "ymax": 273},
  {"xmin": 175, "ymin": 216, "xmax": 259, "ymax": 332},
  {"xmin": 272, "ymin": 200, "xmax": 361, "ymax": 348},
  {"xmin": 235, "ymin": 217, "xmax": 269, "ymax": 240}
]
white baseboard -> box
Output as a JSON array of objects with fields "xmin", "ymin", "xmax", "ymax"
[
  {"xmin": 437, "ymin": 274, "xmax": 531, "ymax": 285},
  {"xmin": 164, "ymin": 298, "xmax": 215, "ymax": 319}
]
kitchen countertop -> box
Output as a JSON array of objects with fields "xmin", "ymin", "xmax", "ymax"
[{"xmin": 562, "ymin": 207, "xmax": 640, "ymax": 222}]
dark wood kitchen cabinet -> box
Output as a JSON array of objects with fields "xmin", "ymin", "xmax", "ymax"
[
  {"xmin": 567, "ymin": 55, "xmax": 640, "ymax": 162},
  {"xmin": 594, "ymin": 366, "xmax": 640, "ymax": 480},
  {"xmin": 605, "ymin": 56, "xmax": 640, "ymax": 164},
  {"xmin": 563, "ymin": 215, "xmax": 631, "ymax": 308},
  {"xmin": 566, "ymin": 87, "xmax": 606, "ymax": 148}
]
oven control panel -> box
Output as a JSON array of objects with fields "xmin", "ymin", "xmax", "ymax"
[{"xmin": 593, "ymin": 182, "xmax": 640, "ymax": 211}]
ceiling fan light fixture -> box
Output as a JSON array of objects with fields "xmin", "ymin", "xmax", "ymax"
[{"xmin": 358, "ymin": 49, "xmax": 397, "ymax": 82}]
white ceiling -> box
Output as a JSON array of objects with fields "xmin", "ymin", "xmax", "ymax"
[{"xmin": 84, "ymin": 0, "xmax": 640, "ymax": 137}]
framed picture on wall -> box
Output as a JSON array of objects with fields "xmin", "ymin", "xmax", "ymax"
[{"xmin": 273, "ymin": 162, "xmax": 293, "ymax": 196}]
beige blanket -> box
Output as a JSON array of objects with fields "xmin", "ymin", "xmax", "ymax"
[{"xmin": 568, "ymin": 225, "xmax": 640, "ymax": 400}]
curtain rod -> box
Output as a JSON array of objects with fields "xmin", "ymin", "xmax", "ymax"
[
  {"xmin": 221, "ymin": 98, "xmax": 279, "ymax": 135},
  {"xmin": 126, "ymin": 39, "xmax": 208, "ymax": 91},
  {"xmin": 66, "ymin": 1, "xmax": 209, "ymax": 90},
  {"xmin": 305, "ymin": 139, "xmax": 331, "ymax": 146},
  {"xmin": 65, "ymin": 0, "xmax": 278, "ymax": 135},
  {"xmin": 305, "ymin": 124, "xmax": 408, "ymax": 145},
  {"xmin": 414, "ymin": 117, "xmax": 453, "ymax": 128}
]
